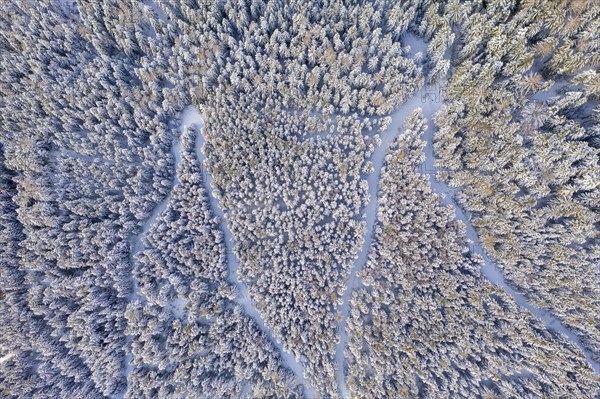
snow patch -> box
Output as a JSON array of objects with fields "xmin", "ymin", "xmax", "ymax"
[
  {"xmin": 143, "ymin": 0, "xmax": 170, "ymax": 24},
  {"xmin": 0, "ymin": 353, "xmax": 14, "ymax": 364},
  {"xmin": 170, "ymin": 297, "xmax": 189, "ymax": 319},
  {"xmin": 403, "ymin": 32, "xmax": 429, "ymax": 59},
  {"xmin": 529, "ymin": 81, "xmax": 562, "ymax": 102}
]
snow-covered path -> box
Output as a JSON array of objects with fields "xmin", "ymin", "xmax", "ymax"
[
  {"xmin": 180, "ymin": 106, "xmax": 314, "ymax": 398},
  {"xmin": 131, "ymin": 140, "xmax": 182, "ymax": 259},
  {"xmin": 127, "ymin": 136, "xmax": 182, "ymax": 308},
  {"xmin": 419, "ymin": 106, "xmax": 600, "ymax": 374},
  {"xmin": 120, "ymin": 132, "xmax": 183, "ymax": 399},
  {"xmin": 334, "ymin": 74, "xmax": 599, "ymax": 396},
  {"xmin": 333, "ymin": 84, "xmax": 444, "ymax": 398}
]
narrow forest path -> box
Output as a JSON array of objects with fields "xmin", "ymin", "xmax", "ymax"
[
  {"xmin": 121, "ymin": 132, "xmax": 183, "ymax": 398},
  {"xmin": 419, "ymin": 106, "xmax": 600, "ymax": 374},
  {"xmin": 333, "ymin": 84, "xmax": 445, "ymax": 398},
  {"xmin": 179, "ymin": 106, "xmax": 315, "ymax": 398}
]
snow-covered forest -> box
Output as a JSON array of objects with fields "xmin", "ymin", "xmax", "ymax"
[{"xmin": 0, "ymin": 0, "xmax": 598, "ymax": 398}]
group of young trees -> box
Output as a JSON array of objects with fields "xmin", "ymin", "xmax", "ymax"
[{"xmin": 345, "ymin": 111, "xmax": 599, "ymax": 398}]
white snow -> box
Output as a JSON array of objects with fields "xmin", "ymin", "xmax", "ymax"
[
  {"xmin": 179, "ymin": 105, "xmax": 204, "ymax": 132},
  {"xmin": 126, "ymin": 133, "xmax": 182, "ymax": 306},
  {"xmin": 403, "ymin": 32, "xmax": 429, "ymax": 59},
  {"xmin": 0, "ymin": 353, "xmax": 14, "ymax": 364},
  {"xmin": 120, "ymin": 71, "xmax": 597, "ymax": 399},
  {"xmin": 170, "ymin": 297, "xmax": 189, "ymax": 319},
  {"xmin": 143, "ymin": 0, "xmax": 170, "ymax": 24},
  {"xmin": 181, "ymin": 105, "xmax": 315, "ymax": 398},
  {"xmin": 529, "ymin": 81, "xmax": 562, "ymax": 102},
  {"xmin": 529, "ymin": 66, "xmax": 597, "ymax": 103}
]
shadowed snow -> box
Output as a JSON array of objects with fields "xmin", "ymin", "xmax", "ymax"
[{"xmin": 403, "ymin": 32, "xmax": 429, "ymax": 59}]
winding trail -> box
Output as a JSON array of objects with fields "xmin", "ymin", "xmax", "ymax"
[
  {"xmin": 131, "ymin": 139, "xmax": 182, "ymax": 260},
  {"xmin": 126, "ymin": 137, "xmax": 182, "ymax": 310},
  {"xmin": 334, "ymin": 75, "xmax": 599, "ymax": 396},
  {"xmin": 119, "ymin": 133, "xmax": 183, "ymax": 399},
  {"xmin": 179, "ymin": 106, "xmax": 315, "ymax": 398},
  {"xmin": 333, "ymin": 84, "xmax": 443, "ymax": 398}
]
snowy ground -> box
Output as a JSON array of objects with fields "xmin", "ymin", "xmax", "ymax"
[
  {"xmin": 403, "ymin": 32, "xmax": 429, "ymax": 59},
  {"xmin": 529, "ymin": 80, "xmax": 562, "ymax": 102},
  {"xmin": 0, "ymin": 353, "xmax": 14, "ymax": 365},
  {"xmin": 180, "ymin": 106, "xmax": 315, "ymax": 398},
  {"xmin": 529, "ymin": 66, "xmax": 597, "ymax": 103},
  {"xmin": 334, "ymin": 35, "xmax": 444, "ymax": 395},
  {"xmin": 143, "ymin": 0, "xmax": 170, "ymax": 23}
]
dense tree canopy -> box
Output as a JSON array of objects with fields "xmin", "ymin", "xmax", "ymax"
[{"xmin": 0, "ymin": 0, "xmax": 598, "ymax": 398}]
